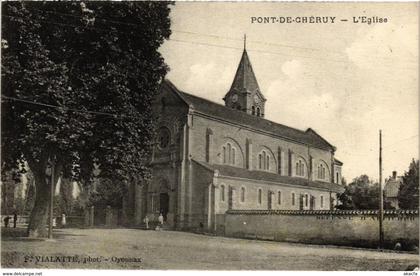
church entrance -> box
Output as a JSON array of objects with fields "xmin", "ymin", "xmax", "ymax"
[{"xmin": 159, "ymin": 193, "xmax": 169, "ymax": 221}]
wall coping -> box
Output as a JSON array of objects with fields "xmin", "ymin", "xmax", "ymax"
[{"xmin": 226, "ymin": 209, "xmax": 419, "ymax": 216}]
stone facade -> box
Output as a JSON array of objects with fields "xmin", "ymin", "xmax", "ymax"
[{"xmin": 134, "ymin": 48, "xmax": 344, "ymax": 232}]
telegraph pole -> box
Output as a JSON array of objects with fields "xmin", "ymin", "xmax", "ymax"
[
  {"xmin": 379, "ymin": 130, "xmax": 384, "ymax": 249},
  {"xmin": 48, "ymin": 156, "xmax": 55, "ymax": 239}
]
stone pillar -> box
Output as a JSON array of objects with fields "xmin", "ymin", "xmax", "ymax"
[
  {"xmin": 289, "ymin": 150, "xmax": 295, "ymax": 177},
  {"xmin": 310, "ymin": 156, "xmax": 315, "ymax": 181},
  {"xmin": 206, "ymin": 128, "xmax": 213, "ymax": 163},
  {"xmin": 277, "ymin": 147, "xmax": 282, "ymax": 175},
  {"xmin": 246, "ymin": 139, "xmax": 253, "ymax": 170}
]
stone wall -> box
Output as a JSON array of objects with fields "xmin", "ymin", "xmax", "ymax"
[{"xmin": 225, "ymin": 209, "xmax": 419, "ymax": 249}]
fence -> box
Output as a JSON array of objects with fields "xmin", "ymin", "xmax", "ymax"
[{"xmin": 225, "ymin": 209, "xmax": 419, "ymax": 250}]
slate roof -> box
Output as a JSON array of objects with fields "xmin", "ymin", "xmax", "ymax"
[
  {"xmin": 226, "ymin": 49, "xmax": 264, "ymax": 99},
  {"xmin": 193, "ymin": 160, "xmax": 344, "ymax": 193},
  {"xmin": 163, "ymin": 80, "xmax": 335, "ymax": 151}
]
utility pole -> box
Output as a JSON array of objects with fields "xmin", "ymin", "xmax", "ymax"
[
  {"xmin": 379, "ymin": 130, "xmax": 384, "ymax": 249},
  {"xmin": 48, "ymin": 156, "xmax": 55, "ymax": 239}
]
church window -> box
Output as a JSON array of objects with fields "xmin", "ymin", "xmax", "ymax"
[
  {"xmin": 296, "ymin": 159, "xmax": 305, "ymax": 176},
  {"xmin": 305, "ymin": 194, "xmax": 309, "ymax": 207},
  {"xmin": 258, "ymin": 189, "xmax": 262, "ymax": 204},
  {"xmin": 292, "ymin": 193, "xmax": 295, "ymax": 206},
  {"xmin": 232, "ymin": 148, "xmax": 236, "ymax": 165},
  {"xmin": 252, "ymin": 106, "xmax": 256, "ymax": 115},
  {"xmin": 258, "ymin": 150, "xmax": 271, "ymax": 171},
  {"xmin": 220, "ymin": 185, "xmax": 225, "ymax": 201},
  {"xmin": 222, "ymin": 143, "xmax": 236, "ymax": 165},
  {"xmin": 321, "ymin": 195, "xmax": 324, "ymax": 208},
  {"xmin": 262, "ymin": 151, "xmax": 266, "ymax": 170},
  {"xmin": 257, "ymin": 107, "xmax": 261, "ymax": 117},
  {"xmin": 278, "ymin": 191, "xmax": 282, "ymax": 205},
  {"xmin": 241, "ymin": 187, "xmax": 245, "ymax": 202},
  {"xmin": 158, "ymin": 127, "xmax": 170, "ymax": 149},
  {"xmin": 336, "ymin": 172, "xmax": 339, "ymax": 183},
  {"xmin": 227, "ymin": 143, "xmax": 231, "ymax": 163},
  {"xmin": 266, "ymin": 156, "xmax": 270, "ymax": 170}
]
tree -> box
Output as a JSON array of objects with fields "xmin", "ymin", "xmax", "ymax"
[
  {"xmin": 2, "ymin": 2, "xmax": 172, "ymax": 237},
  {"xmin": 398, "ymin": 159, "xmax": 419, "ymax": 209},
  {"xmin": 336, "ymin": 175, "xmax": 381, "ymax": 210}
]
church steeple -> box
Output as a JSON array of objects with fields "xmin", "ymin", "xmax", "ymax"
[{"xmin": 223, "ymin": 35, "xmax": 266, "ymax": 117}]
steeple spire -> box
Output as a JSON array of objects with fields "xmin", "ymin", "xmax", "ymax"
[{"xmin": 223, "ymin": 36, "xmax": 266, "ymax": 117}]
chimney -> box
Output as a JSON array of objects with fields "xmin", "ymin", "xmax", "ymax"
[{"xmin": 392, "ymin": 171, "xmax": 397, "ymax": 179}]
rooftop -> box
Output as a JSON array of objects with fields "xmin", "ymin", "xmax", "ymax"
[{"xmin": 163, "ymin": 80, "xmax": 335, "ymax": 151}]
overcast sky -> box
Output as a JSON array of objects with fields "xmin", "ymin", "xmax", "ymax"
[{"xmin": 159, "ymin": 2, "xmax": 418, "ymax": 182}]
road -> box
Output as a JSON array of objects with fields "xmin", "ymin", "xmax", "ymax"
[{"xmin": 1, "ymin": 227, "xmax": 419, "ymax": 270}]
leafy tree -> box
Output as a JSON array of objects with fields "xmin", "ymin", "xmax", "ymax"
[
  {"xmin": 88, "ymin": 178, "xmax": 126, "ymax": 209},
  {"xmin": 2, "ymin": 2, "xmax": 171, "ymax": 237},
  {"xmin": 336, "ymin": 175, "xmax": 382, "ymax": 210},
  {"xmin": 398, "ymin": 159, "xmax": 419, "ymax": 209}
]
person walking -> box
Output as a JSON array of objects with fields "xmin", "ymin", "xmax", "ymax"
[{"xmin": 13, "ymin": 213, "xmax": 17, "ymax": 228}]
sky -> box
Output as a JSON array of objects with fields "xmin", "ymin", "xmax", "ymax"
[{"xmin": 158, "ymin": 2, "xmax": 419, "ymax": 183}]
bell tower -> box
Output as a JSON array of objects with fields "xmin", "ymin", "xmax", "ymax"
[{"xmin": 223, "ymin": 35, "xmax": 266, "ymax": 117}]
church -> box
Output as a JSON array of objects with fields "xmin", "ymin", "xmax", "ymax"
[{"xmin": 132, "ymin": 45, "xmax": 344, "ymax": 232}]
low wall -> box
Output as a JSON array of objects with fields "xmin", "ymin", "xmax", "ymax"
[{"xmin": 225, "ymin": 209, "xmax": 419, "ymax": 250}]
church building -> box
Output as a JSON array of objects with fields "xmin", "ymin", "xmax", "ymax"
[{"xmin": 133, "ymin": 46, "xmax": 344, "ymax": 232}]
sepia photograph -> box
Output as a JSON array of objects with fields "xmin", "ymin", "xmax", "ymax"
[{"xmin": 1, "ymin": 1, "xmax": 419, "ymax": 273}]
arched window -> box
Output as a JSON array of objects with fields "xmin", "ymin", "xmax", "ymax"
[
  {"xmin": 241, "ymin": 187, "xmax": 245, "ymax": 202},
  {"xmin": 232, "ymin": 148, "xmax": 236, "ymax": 165},
  {"xmin": 262, "ymin": 151, "xmax": 266, "ymax": 170},
  {"xmin": 158, "ymin": 127, "xmax": 171, "ymax": 149},
  {"xmin": 292, "ymin": 192, "xmax": 295, "ymax": 206},
  {"xmin": 259, "ymin": 154, "xmax": 262, "ymax": 169},
  {"xmin": 251, "ymin": 106, "xmax": 255, "ymax": 115},
  {"xmin": 257, "ymin": 107, "xmax": 261, "ymax": 117},
  {"xmin": 305, "ymin": 194, "xmax": 309, "ymax": 207},
  {"xmin": 278, "ymin": 191, "xmax": 281, "ymax": 205},
  {"xmin": 296, "ymin": 159, "xmax": 305, "ymax": 176},
  {"xmin": 258, "ymin": 189, "xmax": 262, "ymax": 204},
  {"xmin": 336, "ymin": 172, "xmax": 339, "ymax": 183},
  {"xmin": 266, "ymin": 155, "xmax": 270, "ymax": 170},
  {"xmin": 220, "ymin": 185, "xmax": 225, "ymax": 202},
  {"xmin": 227, "ymin": 143, "xmax": 231, "ymax": 163},
  {"xmin": 321, "ymin": 195, "xmax": 324, "ymax": 208},
  {"xmin": 222, "ymin": 143, "xmax": 237, "ymax": 166}
]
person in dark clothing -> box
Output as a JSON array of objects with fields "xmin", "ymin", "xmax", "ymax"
[
  {"xmin": 3, "ymin": 216, "xmax": 10, "ymax": 228},
  {"xmin": 13, "ymin": 213, "xmax": 17, "ymax": 228}
]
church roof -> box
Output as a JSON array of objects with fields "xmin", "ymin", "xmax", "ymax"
[
  {"xmin": 193, "ymin": 160, "xmax": 344, "ymax": 193},
  {"xmin": 163, "ymin": 80, "xmax": 335, "ymax": 151},
  {"xmin": 226, "ymin": 49, "xmax": 264, "ymax": 99}
]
